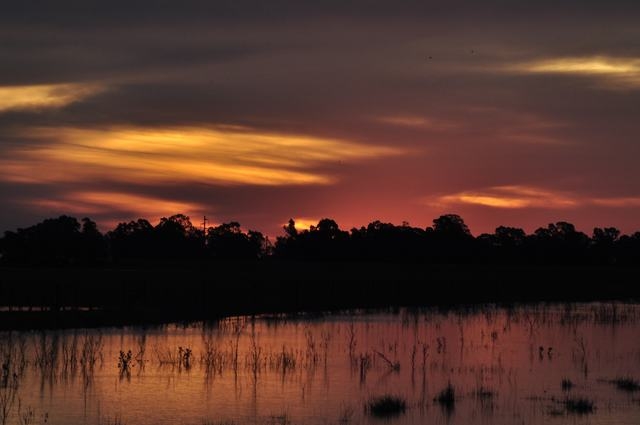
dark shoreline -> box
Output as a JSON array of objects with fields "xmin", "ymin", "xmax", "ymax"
[{"xmin": 1, "ymin": 261, "xmax": 639, "ymax": 330}]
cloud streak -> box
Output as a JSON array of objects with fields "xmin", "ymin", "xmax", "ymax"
[
  {"xmin": 434, "ymin": 186, "xmax": 578, "ymax": 209},
  {"xmin": 0, "ymin": 126, "xmax": 404, "ymax": 187},
  {"xmin": 510, "ymin": 56, "xmax": 640, "ymax": 88},
  {"xmin": 0, "ymin": 83, "xmax": 104, "ymax": 112},
  {"xmin": 25, "ymin": 191, "xmax": 205, "ymax": 228},
  {"xmin": 434, "ymin": 186, "xmax": 640, "ymax": 211}
]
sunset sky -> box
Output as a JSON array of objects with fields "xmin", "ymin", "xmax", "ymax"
[{"xmin": 1, "ymin": 1, "xmax": 640, "ymax": 236}]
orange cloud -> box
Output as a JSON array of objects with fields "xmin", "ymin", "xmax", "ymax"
[
  {"xmin": 376, "ymin": 115, "xmax": 454, "ymax": 130},
  {"xmin": 509, "ymin": 56, "xmax": 640, "ymax": 88},
  {"xmin": 0, "ymin": 126, "xmax": 403, "ymax": 187},
  {"xmin": 433, "ymin": 186, "xmax": 640, "ymax": 211},
  {"xmin": 378, "ymin": 115, "xmax": 434, "ymax": 127},
  {"xmin": 25, "ymin": 191, "xmax": 205, "ymax": 228},
  {"xmin": 434, "ymin": 186, "xmax": 579, "ymax": 209},
  {"xmin": 0, "ymin": 83, "xmax": 104, "ymax": 112},
  {"xmin": 591, "ymin": 197, "xmax": 640, "ymax": 207}
]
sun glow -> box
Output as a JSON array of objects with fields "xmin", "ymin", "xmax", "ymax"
[
  {"xmin": 289, "ymin": 217, "xmax": 319, "ymax": 231},
  {"xmin": 0, "ymin": 83, "xmax": 103, "ymax": 112}
]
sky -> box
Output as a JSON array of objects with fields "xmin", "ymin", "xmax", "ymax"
[{"xmin": 1, "ymin": 0, "xmax": 640, "ymax": 237}]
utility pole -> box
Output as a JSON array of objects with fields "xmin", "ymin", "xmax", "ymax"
[
  {"xmin": 202, "ymin": 215, "xmax": 209, "ymax": 248},
  {"xmin": 201, "ymin": 215, "xmax": 208, "ymax": 246},
  {"xmin": 202, "ymin": 215, "xmax": 208, "ymax": 233}
]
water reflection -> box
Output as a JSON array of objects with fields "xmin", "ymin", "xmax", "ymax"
[{"xmin": 1, "ymin": 303, "xmax": 639, "ymax": 425}]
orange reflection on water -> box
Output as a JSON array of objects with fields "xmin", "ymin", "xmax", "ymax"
[{"xmin": 4, "ymin": 304, "xmax": 640, "ymax": 425}]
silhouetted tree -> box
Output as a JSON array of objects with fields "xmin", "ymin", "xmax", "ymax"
[
  {"xmin": 495, "ymin": 226, "xmax": 527, "ymax": 246},
  {"xmin": 154, "ymin": 214, "xmax": 204, "ymax": 259},
  {"xmin": 79, "ymin": 217, "xmax": 108, "ymax": 264},
  {"xmin": 4, "ymin": 212, "xmax": 640, "ymax": 267},
  {"xmin": 0, "ymin": 215, "xmax": 84, "ymax": 265},
  {"xmin": 107, "ymin": 218, "xmax": 155, "ymax": 260},
  {"xmin": 616, "ymin": 231, "xmax": 640, "ymax": 265},
  {"xmin": 275, "ymin": 218, "xmax": 349, "ymax": 260},
  {"xmin": 476, "ymin": 226, "xmax": 526, "ymax": 264},
  {"xmin": 249, "ymin": 230, "xmax": 271, "ymax": 258},
  {"xmin": 1, "ymin": 230, "xmax": 25, "ymax": 264},
  {"xmin": 528, "ymin": 222, "xmax": 590, "ymax": 264},
  {"xmin": 592, "ymin": 227, "xmax": 620, "ymax": 245},
  {"xmin": 284, "ymin": 219, "xmax": 298, "ymax": 239},
  {"xmin": 207, "ymin": 222, "xmax": 265, "ymax": 260},
  {"xmin": 589, "ymin": 227, "xmax": 620, "ymax": 264},
  {"xmin": 350, "ymin": 220, "xmax": 427, "ymax": 261},
  {"xmin": 429, "ymin": 214, "xmax": 474, "ymax": 262},
  {"xmin": 314, "ymin": 218, "xmax": 344, "ymax": 239},
  {"xmin": 274, "ymin": 219, "xmax": 298, "ymax": 258},
  {"xmin": 432, "ymin": 214, "xmax": 471, "ymax": 238}
]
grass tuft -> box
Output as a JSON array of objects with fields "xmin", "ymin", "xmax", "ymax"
[
  {"xmin": 561, "ymin": 378, "xmax": 574, "ymax": 391},
  {"xmin": 366, "ymin": 395, "xmax": 407, "ymax": 417},
  {"xmin": 563, "ymin": 397, "xmax": 594, "ymax": 414},
  {"xmin": 435, "ymin": 384, "xmax": 456, "ymax": 410},
  {"xmin": 611, "ymin": 377, "xmax": 640, "ymax": 392},
  {"xmin": 474, "ymin": 386, "xmax": 495, "ymax": 399},
  {"xmin": 200, "ymin": 421, "xmax": 236, "ymax": 425}
]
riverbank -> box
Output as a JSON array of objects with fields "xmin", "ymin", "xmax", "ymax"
[{"xmin": 1, "ymin": 261, "xmax": 639, "ymax": 329}]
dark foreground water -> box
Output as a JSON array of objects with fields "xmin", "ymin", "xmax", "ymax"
[{"xmin": 1, "ymin": 303, "xmax": 640, "ymax": 425}]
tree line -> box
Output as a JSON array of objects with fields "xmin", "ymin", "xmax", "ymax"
[{"xmin": 1, "ymin": 213, "xmax": 639, "ymax": 266}]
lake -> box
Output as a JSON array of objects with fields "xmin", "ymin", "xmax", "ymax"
[{"xmin": 1, "ymin": 303, "xmax": 640, "ymax": 425}]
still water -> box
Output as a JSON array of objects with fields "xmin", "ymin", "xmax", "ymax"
[{"xmin": 1, "ymin": 303, "xmax": 640, "ymax": 425}]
